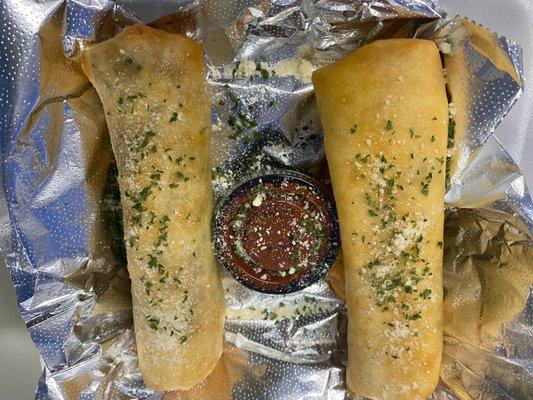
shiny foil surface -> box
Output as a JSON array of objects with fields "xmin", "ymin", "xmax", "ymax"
[{"xmin": 0, "ymin": 1, "xmax": 531, "ymax": 399}]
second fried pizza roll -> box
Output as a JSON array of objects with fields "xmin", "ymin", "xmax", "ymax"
[
  {"xmin": 81, "ymin": 25, "xmax": 225, "ymax": 391},
  {"xmin": 313, "ymin": 39, "xmax": 447, "ymax": 400}
]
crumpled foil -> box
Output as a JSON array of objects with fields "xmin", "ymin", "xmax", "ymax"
[{"xmin": 0, "ymin": 1, "xmax": 531, "ymax": 399}]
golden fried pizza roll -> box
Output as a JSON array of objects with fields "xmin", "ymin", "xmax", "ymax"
[
  {"xmin": 313, "ymin": 39, "xmax": 447, "ymax": 399},
  {"xmin": 81, "ymin": 25, "xmax": 225, "ymax": 391}
]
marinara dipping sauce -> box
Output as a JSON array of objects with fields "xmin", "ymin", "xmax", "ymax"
[{"xmin": 214, "ymin": 172, "xmax": 340, "ymax": 294}]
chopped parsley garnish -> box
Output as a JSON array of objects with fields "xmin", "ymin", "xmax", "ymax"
[
  {"xmin": 127, "ymin": 234, "xmax": 139, "ymax": 248},
  {"xmin": 355, "ymin": 153, "xmax": 370, "ymax": 163},
  {"xmin": 232, "ymin": 61, "xmax": 241, "ymax": 78},
  {"xmin": 146, "ymin": 315, "xmax": 160, "ymax": 330},
  {"xmin": 365, "ymin": 192, "xmax": 379, "ymax": 217},
  {"xmin": 169, "ymin": 112, "xmax": 178, "ymax": 123},
  {"xmin": 150, "ymin": 171, "xmax": 162, "ymax": 181},
  {"xmin": 77, "ymin": 293, "xmax": 89, "ymax": 302},
  {"xmin": 147, "ymin": 254, "xmax": 159, "ymax": 269},
  {"xmin": 122, "ymin": 57, "xmax": 143, "ymax": 72},
  {"xmin": 304, "ymin": 295, "xmax": 317, "ymax": 303},
  {"xmin": 137, "ymin": 130, "xmax": 156, "ymax": 151},
  {"xmin": 223, "ymin": 85, "xmax": 260, "ymax": 141},
  {"xmin": 139, "ymin": 186, "xmax": 152, "ymax": 200},
  {"xmin": 143, "ymin": 279, "xmax": 153, "ymax": 295},
  {"xmin": 255, "ymin": 61, "xmax": 270, "ymax": 79},
  {"xmin": 421, "ymin": 171, "xmax": 433, "ymax": 196},
  {"xmin": 409, "ymin": 312, "xmax": 422, "ymax": 321},
  {"xmin": 176, "ymin": 171, "xmax": 189, "ymax": 182}
]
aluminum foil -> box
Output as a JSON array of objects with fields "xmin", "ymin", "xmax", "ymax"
[{"xmin": 0, "ymin": 1, "xmax": 531, "ymax": 399}]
